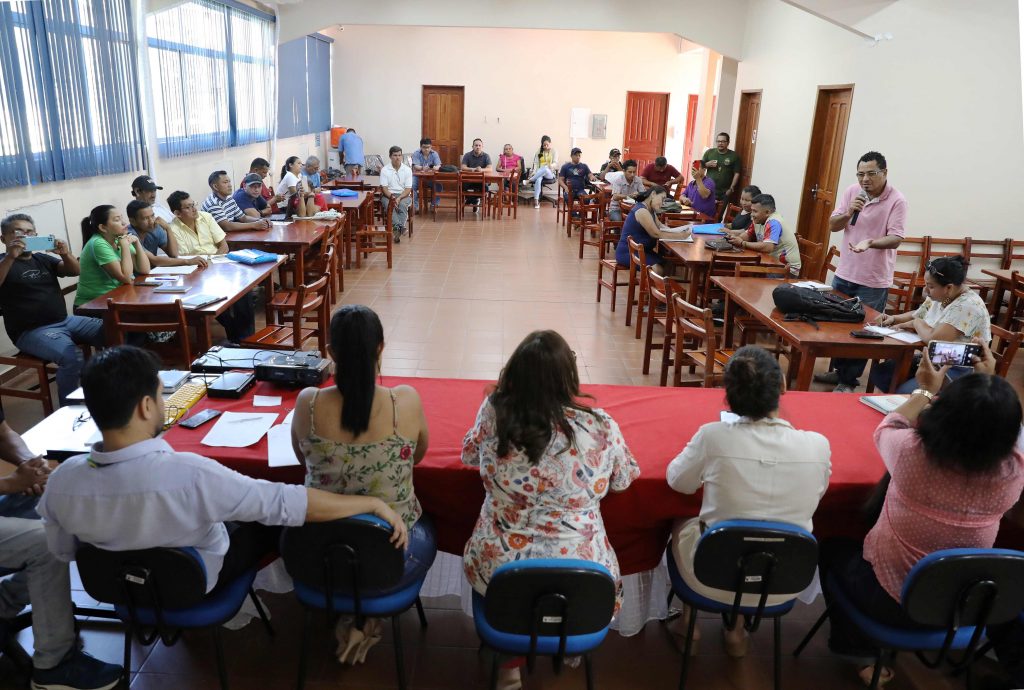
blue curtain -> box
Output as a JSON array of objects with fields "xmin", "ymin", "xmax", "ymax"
[
  {"xmin": 277, "ymin": 34, "xmax": 331, "ymax": 139},
  {"xmin": 0, "ymin": 0, "xmax": 144, "ymax": 188}
]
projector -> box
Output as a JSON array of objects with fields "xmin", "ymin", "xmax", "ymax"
[{"xmin": 254, "ymin": 352, "xmax": 330, "ymax": 387}]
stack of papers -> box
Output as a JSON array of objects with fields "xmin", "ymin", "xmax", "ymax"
[
  {"xmin": 791, "ymin": 280, "xmax": 832, "ymax": 291},
  {"xmin": 860, "ymin": 395, "xmax": 909, "ymax": 414},
  {"xmin": 863, "ymin": 325, "xmax": 922, "ymax": 343},
  {"xmin": 267, "ymin": 408, "xmax": 298, "ymax": 468}
]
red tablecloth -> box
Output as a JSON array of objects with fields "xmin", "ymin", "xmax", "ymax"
[{"xmin": 163, "ymin": 377, "xmax": 909, "ymax": 575}]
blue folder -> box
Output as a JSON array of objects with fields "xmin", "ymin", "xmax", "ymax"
[
  {"xmin": 330, "ymin": 188, "xmax": 359, "ymax": 198},
  {"xmin": 691, "ymin": 223, "xmax": 726, "ymax": 235}
]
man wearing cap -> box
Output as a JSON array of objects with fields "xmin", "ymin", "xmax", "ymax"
[
  {"xmin": 241, "ymin": 158, "xmax": 284, "ymax": 215},
  {"xmin": 131, "ymin": 175, "xmax": 174, "ymax": 226},
  {"xmin": 201, "ymin": 171, "xmax": 270, "ymax": 233},
  {"xmin": 233, "ymin": 174, "xmax": 272, "ymax": 219},
  {"xmin": 558, "ymin": 148, "xmax": 597, "ymax": 208},
  {"xmin": 599, "ymin": 148, "xmax": 624, "ymax": 181}
]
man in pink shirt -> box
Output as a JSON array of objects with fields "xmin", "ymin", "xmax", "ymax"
[{"xmin": 816, "ymin": 151, "xmax": 907, "ymax": 392}]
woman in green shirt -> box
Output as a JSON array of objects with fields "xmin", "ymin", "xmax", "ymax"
[{"xmin": 74, "ymin": 205, "xmax": 150, "ymax": 307}]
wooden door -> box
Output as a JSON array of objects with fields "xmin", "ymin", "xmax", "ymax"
[
  {"xmin": 422, "ymin": 86, "xmax": 464, "ymax": 166},
  {"xmin": 734, "ymin": 90, "xmax": 761, "ymax": 194},
  {"xmin": 681, "ymin": 94, "xmax": 698, "ymax": 184},
  {"xmin": 622, "ymin": 91, "xmax": 669, "ymax": 171},
  {"xmin": 796, "ymin": 86, "xmax": 854, "ymax": 248}
]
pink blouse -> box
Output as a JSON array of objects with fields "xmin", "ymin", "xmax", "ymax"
[{"xmin": 864, "ymin": 413, "xmax": 1024, "ymax": 600}]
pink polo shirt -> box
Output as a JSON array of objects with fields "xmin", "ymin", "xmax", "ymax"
[
  {"xmin": 831, "ymin": 182, "xmax": 907, "ymax": 289},
  {"xmin": 864, "ymin": 413, "xmax": 1024, "ymax": 601}
]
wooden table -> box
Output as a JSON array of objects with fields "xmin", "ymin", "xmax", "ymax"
[
  {"xmin": 226, "ymin": 220, "xmax": 326, "ymax": 284},
  {"xmin": 713, "ymin": 276, "xmax": 919, "ymax": 391},
  {"xmin": 413, "ymin": 170, "xmax": 436, "ymax": 217},
  {"xmin": 76, "ymin": 257, "xmax": 284, "ymax": 351},
  {"xmin": 323, "ymin": 174, "xmax": 380, "ymax": 191},
  {"xmin": 325, "ymin": 191, "xmax": 374, "ymax": 268},
  {"xmin": 483, "ymin": 170, "xmax": 512, "ymax": 218},
  {"xmin": 660, "ymin": 236, "xmax": 780, "ymax": 304},
  {"xmin": 982, "ymin": 268, "xmax": 1016, "ymax": 324}
]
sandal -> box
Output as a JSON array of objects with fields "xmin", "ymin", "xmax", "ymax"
[
  {"xmin": 858, "ymin": 664, "xmax": 895, "ymax": 687},
  {"xmin": 723, "ymin": 624, "xmax": 750, "ymax": 658},
  {"xmin": 497, "ymin": 667, "xmax": 522, "ymax": 690}
]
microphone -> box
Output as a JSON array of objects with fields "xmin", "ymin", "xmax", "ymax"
[{"xmin": 850, "ymin": 190, "xmax": 869, "ymax": 226}]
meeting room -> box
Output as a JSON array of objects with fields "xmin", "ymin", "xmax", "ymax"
[{"xmin": 0, "ymin": 1, "xmax": 1022, "ymax": 689}]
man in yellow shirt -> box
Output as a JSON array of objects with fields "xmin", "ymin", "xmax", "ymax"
[{"xmin": 166, "ymin": 191, "xmax": 254, "ymax": 343}]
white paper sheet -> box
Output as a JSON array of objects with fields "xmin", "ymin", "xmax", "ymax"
[
  {"xmin": 720, "ymin": 411, "xmax": 741, "ymax": 424},
  {"xmin": 149, "ymin": 265, "xmax": 198, "ymax": 275},
  {"xmin": 253, "ymin": 395, "xmax": 282, "ymax": 407},
  {"xmin": 22, "ymin": 406, "xmax": 101, "ymax": 456},
  {"xmin": 864, "ymin": 325, "xmax": 922, "ymax": 343},
  {"xmin": 661, "ymin": 234, "xmax": 694, "ymax": 242},
  {"xmin": 201, "ymin": 412, "xmax": 278, "ymax": 448},
  {"xmin": 267, "ymin": 423, "xmax": 300, "ymax": 467},
  {"xmin": 283, "ymin": 409, "xmax": 295, "ymax": 425}
]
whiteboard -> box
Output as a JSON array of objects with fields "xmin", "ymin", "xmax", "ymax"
[{"xmin": 3, "ymin": 198, "xmax": 71, "ymax": 250}]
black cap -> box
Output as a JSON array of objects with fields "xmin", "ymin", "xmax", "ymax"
[
  {"xmin": 609, "ymin": 148, "xmax": 621, "ymax": 156},
  {"xmin": 131, "ymin": 175, "xmax": 161, "ymax": 191},
  {"xmin": 571, "ymin": 147, "xmax": 582, "ymax": 155}
]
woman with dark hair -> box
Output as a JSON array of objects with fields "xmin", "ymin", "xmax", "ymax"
[
  {"xmin": 821, "ymin": 342, "xmax": 1024, "ymax": 686},
  {"xmin": 868, "ymin": 254, "xmax": 990, "ymax": 393},
  {"xmin": 613, "ymin": 185, "xmax": 681, "ymax": 272},
  {"xmin": 291, "ymin": 304, "xmax": 432, "ymax": 665},
  {"xmin": 666, "ymin": 345, "xmax": 831, "ymax": 655},
  {"xmin": 275, "ymin": 155, "xmax": 316, "ymax": 216},
  {"xmin": 462, "ymin": 329, "xmax": 639, "ymax": 599},
  {"xmin": 725, "ymin": 184, "xmax": 762, "ymax": 231},
  {"xmin": 524, "ymin": 135, "xmax": 559, "ymax": 208},
  {"xmin": 74, "ymin": 205, "xmax": 150, "ymax": 307}
]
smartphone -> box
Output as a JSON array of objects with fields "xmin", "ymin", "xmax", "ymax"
[
  {"xmin": 178, "ymin": 408, "xmax": 221, "ymax": 429},
  {"xmin": 21, "ymin": 235, "xmax": 56, "ymax": 252},
  {"xmin": 927, "ymin": 341, "xmax": 982, "ymax": 367},
  {"xmin": 850, "ymin": 329, "xmax": 885, "ymax": 340}
]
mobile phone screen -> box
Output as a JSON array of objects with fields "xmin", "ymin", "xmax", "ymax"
[
  {"xmin": 179, "ymin": 408, "xmax": 221, "ymax": 429},
  {"xmin": 928, "ymin": 341, "xmax": 979, "ymax": 367}
]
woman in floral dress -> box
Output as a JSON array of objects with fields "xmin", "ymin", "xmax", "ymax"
[
  {"xmin": 462, "ymin": 329, "xmax": 640, "ymax": 615},
  {"xmin": 291, "ymin": 304, "xmax": 433, "ymax": 665}
]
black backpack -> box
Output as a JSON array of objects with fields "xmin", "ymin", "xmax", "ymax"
[{"xmin": 772, "ymin": 284, "xmax": 865, "ymax": 325}]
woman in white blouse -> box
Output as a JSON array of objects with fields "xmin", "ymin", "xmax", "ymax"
[{"xmin": 666, "ymin": 345, "xmax": 832, "ymax": 656}]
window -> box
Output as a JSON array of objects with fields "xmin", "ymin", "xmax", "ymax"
[
  {"xmin": 146, "ymin": 0, "xmax": 275, "ymax": 158},
  {"xmin": 0, "ymin": 0, "xmax": 145, "ymax": 188},
  {"xmin": 277, "ymin": 34, "xmax": 331, "ymax": 139}
]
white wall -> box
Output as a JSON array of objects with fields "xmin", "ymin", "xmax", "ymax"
[
  {"xmin": 733, "ymin": 0, "xmax": 1024, "ymax": 242},
  {"xmin": 327, "ymin": 26, "xmax": 704, "ymax": 171}
]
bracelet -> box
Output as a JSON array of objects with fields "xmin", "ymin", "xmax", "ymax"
[{"xmin": 911, "ymin": 388, "xmax": 935, "ymax": 401}]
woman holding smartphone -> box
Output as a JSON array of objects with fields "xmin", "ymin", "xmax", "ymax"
[{"xmin": 868, "ymin": 254, "xmax": 990, "ymax": 393}]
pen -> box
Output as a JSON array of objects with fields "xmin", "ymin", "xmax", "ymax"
[{"xmin": 227, "ymin": 416, "xmax": 263, "ymax": 423}]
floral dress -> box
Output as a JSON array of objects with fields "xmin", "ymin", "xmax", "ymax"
[
  {"xmin": 461, "ymin": 399, "xmax": 640, "ymax": 611},
  {"xmin": 298, "ymin": 389, "xmax": 422, "ymax": 531}
]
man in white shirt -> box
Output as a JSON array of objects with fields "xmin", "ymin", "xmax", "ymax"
[
  {"xmin": 380, "ymin": 145, "xmax": 414, "ymax": 243},
  {"xmin": 605, "ymin": 159, "xmax": 646, "ymax": 222}
]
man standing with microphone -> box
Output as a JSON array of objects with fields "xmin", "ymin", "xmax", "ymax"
[{"xmin": 815, "ymin": 151, "xmax": 907, "ymax": 393}]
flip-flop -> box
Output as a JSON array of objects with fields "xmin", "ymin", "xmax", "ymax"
[
  {"xmin": 723, "ymin": 625, "xmax": 750, "ymax": 658},
  {"xmin": 350, "ymin": 618, "xmax": 384, "ymax": 664},
  {"xmin": 859, "ymin": 664, "xmax": 895, "ymax": 687}
]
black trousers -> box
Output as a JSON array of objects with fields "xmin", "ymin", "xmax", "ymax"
[
  {"xmin": 211, "ymin": 522, "xmax": 281, "ymax": 593},
  {"xmin": 215, "ymin": 292, "xmax": 256, "ymax": 343}
]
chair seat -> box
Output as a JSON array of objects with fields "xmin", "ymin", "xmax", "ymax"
[
  {"xmin": 267, "ymin": 290, "xmax": 320, "ymax": 313},
  {"xmin": 471, "ymin": 591, "xmax": 610, "ymax": 655},
  {"xmin": 685, "ymin": 349, "xmax": 735, "ymax": 369},
  {"xmin": 114, "ymin": 568, "xmax": 256, "ymax": 629},
  {"xmin": 293, "ymin": 573, "xmax": 427, "ymax": 617},
  {"xmin": 826, "ymin": 572, "xmax": 980, "ymax": 651},
  {"xmin": 667, "ymin": 555, "xmax": 797, "ymax": 617},
  {"xmin": 242, "ymin": 325, "xmax": 317, "ymax": 349}
]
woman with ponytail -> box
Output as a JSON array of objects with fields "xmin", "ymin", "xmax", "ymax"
[
  {"xmin": 666, "ymin": 346, "xmax": 831, "ymax": 656},
  {"xmin": 291, "ymin": 304, "xmax": 432, "ymax": 665},
  {"xmin": 613, "ymin": 184, "xmax": 681, "ymax": 273},
  {"xmin": 74, "ymin": 204, "xmax": 150, "ymax": 307}
]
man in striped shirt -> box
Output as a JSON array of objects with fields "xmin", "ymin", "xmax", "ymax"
[{"xmin": 201, "ymin": 171, "xmax": 271, "ymax": 233}]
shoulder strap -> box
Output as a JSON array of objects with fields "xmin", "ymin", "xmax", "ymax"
[
  {"xmin": 389, "ymin": 389, "xmax": 399, "ymax": 432},
  {"xmin": 308, "ymin": 389, "xmax": 320, "ymax": 435}
]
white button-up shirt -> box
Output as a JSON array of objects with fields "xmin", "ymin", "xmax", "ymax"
[
  {"xmin": 380, "ymin": 163, "xmax": 413, "ymax": 196},
  {"xmin": 37, "ymin": 438, "xmax": 307, "ymax": 590}
]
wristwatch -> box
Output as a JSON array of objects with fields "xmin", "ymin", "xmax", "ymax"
[{"xmin": 911, "ymin": 388, "xmax": 935, "ymax": 401}]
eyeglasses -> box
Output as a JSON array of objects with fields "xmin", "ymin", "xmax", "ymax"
[
  {"xmin": 72, "ymin": 411, "xmax": 92, "ymax": 431},
  {"xmin": 855, "ymin": 170, "xmax": 885, "ymax": 179}
]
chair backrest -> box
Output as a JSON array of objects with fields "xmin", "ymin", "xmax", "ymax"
[
  {"xmin": 627, "ymin": 236, "xmax": 647, "ymax": 273},
  {"xmin": 926, "ymin": 236, "xmax": 972, "ymax": 265},
  {"xmin": 796, "ymin": 236, "xmax": 823, "ymax": 280},
  {"xmin": 887, "ymin": 270, "xmax": 918, "ymax": 314},
  {"xmin": 76, "ymin": 544, "xmax": 208, "ymax": 611},
  {"xmin": 723, "ymin": 203, "xmax": 742, "ymax": 225},
  {"xmin": 896, "ymin": 236, "xmax": 931, "ymax": 276},
  {"xmin": 818, "ymin": 245, "xmax": 840, "ymax": 283},
  {"xmin": 672, "ymin": 293, "xmax": 711, "ymax": 346},
  {"xmin": 280, "ymin": 514, "xmax": 404, "ymax": 618},
  {"xmin": 966, "ymin": 238, "xmax": 1011, "ymax": 279},
  {"xmin": 432, "ymin": 172, "xmax": 461, "ymax": 197},
  {"xmin": 1004, "ymin": 239, "xmax": 1024, "ymax": 270},
  {"xmin": 600, "ymin": 220, "xmax": 623, "ymax": 260},
  {"xmin": 734, "ymin": 264, "xmax": 786, "ymax": 278},
  {"xmin": 989, "ymin": 323, "xmax": 1023, "ymax": 377},
  {"xmin": 108, "ymin": 298, "xmax": 191, "ymax": 363},
  {"xmin": 1005, "ymin": 271, "xmax": 1024, "ymax": 330},
  {"xmin": 483, "ymin": 559, "xmax": 615, "ymax": 641},
  {"xmin": 703, "ymin": 254, "xmax": 760, "ymax": 304},
  {"xmin": 901, "ymin": 548, "xmax": 1024, "ymax": 628}
]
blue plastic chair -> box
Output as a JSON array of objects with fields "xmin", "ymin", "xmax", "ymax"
[
  {"xmin": 666, "ymin": 520, "xmax": 819, "ymax": 690},
  {"xmin": 472, "ymin": 558, "xmax": 616, "ymax": 690},
  {"xmin": 75, "ymin": 544, "xmax": 273, "ymax": 690},
  {"xmin": 280, "ymin": 514, "xmax": 436, "ymax": 690},
  {"xmin": 794, "ymin": 547, "xmax": 1024, "ymax": 690}
]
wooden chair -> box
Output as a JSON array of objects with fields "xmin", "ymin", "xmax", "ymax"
[
  {"xmin": 1002, "ymin": 271, "xmax": 1024, "ymax": 332},
  {"xmin": 731, "ymin": 264, "xmax": 787, "ymax": 350},
  {"xmin": 990, "ymin": 323, "xmax": 1023, "ymax": 378},
  {"xmin": 108, "ymin": 299, "xmax": 192, "ymax": 368},
  {"xmin": 642, "ymin": 269, "xmax": 684, "ymax": 386},
  {"xmin": 0, "ymin": 284, "xmax": 87, "ymax": 414},
  {"xmin": 722, "ymin": 204, "xmax": 742, "ymax": 226},
  {"xmin": 671, "ymin": 293, "xmax": 734, "ymax": 388},
  {"xmin": 701, "ymin": 253, "xmax": 760, "ymax": 308},
  {"xmin": 556, "ymin": 187, "xmax": 571, "ymax": 227},
  {"xmin": 960, "ymin": 238, "xmax": 1008, "ymax": 312},
  {"xmin": 886, "ymin": 270, "xmax": 918, "ymax": 314},
  {"xmin": 595, "ymin": 221, "xmax": 627, "ymax": 311},
  {"xmin": 243, "ymin": 274, "xmax": 330, "ymax": 357},
  {"xmin": 431, "ymin": 172, "xmax": 462, "ymax": 221},
  {"xmin": 817, "ymin": 245, "xmax": 840, "ymax": 283},
  {"xmin": 796, "ymin": 236, "xmax": 823, "ymax": 280},
  {"xmin": 624, "ymin": 237, "xmax": 648, "ymax": 337},
  {"xmin": 269, "ymin": 245, "xmax": 336, "ymax": 323},
  {"xmin": 303, "ymin": 223, "xmax": 341, "ymax": 299},
  {"xmin": 574, "ymin": 192, "xmax": 604, "ymax": 258},
  {"xmin": 355, "ymin": 197, "xmax": 394, "ymax": 269},
  {"xmin": 713, "ymin": 199, "xmax": 727, "ymax": 222},
  {"xmin": 1003, "ymin": 239, "xmax": 1024, "ymax": 270},
  {"xmin": 488, "ymin": 170, "xmax": 519, "ymax": 220},
  {"xmin": 896, "ymin": 236, "xmax": 930, "ymax": 306},
  {"xmin": 460, "ymin": 171, "xmax": 485, "ymax": 218}
]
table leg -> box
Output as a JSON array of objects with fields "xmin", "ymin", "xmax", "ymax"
[
  {"xmin": 794, "ymin": 348, "xmax": 817, "ymax": 391},
  {"xmin": 418, "ymin": 177, "xmax": 426, "ymax": 217},
  {"xmin": 992, "ymin": 278, "xmax": 1007, "ymax": 325},
  {"xmin": 344, "ymin": 213, "xmax": 353, "ymax": 269},
  {"xmin": 293, "ymin": 248, "xmax": 305, "ymax": 287},
  {"xmin": 196, "ymin": 316, "xmax": 212, "ymax": 352},
  {"xmin": 722, "ymin": 294, "xmax": 734, "ymax": 347},
  {"xmin": 889, "ymin": 351, "xmax": 914, "ymax": 393}
]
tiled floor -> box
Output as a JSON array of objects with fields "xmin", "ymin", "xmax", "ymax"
[{"xmin": 1, "ymin": 203, "xmax": 1020, "ymax": 688}]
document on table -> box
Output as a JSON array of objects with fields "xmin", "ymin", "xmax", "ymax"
[
  {"xmin": 201, "ymin": 412, "xmax": 278, "ymax": 448},
  {"xmin": 253, "ymin": 395, "xmax": 282, "ymax": 407},
  {"xmin": 267, "ymin": 423, "xmax": 300, "ymax": 467},
  {"xmin": 661, "ymin": 229, "xmax": 694, "ymax": 241},
  {"xmin": 864, "ymin": 325, "xmax": 922, "ymax": 343},
  {"xmin": 149, "ymin": 264, "xmax": 198, "ymax": 275}
]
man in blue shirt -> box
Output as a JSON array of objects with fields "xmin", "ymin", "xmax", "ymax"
[
  {"xmin": 411, "ymin": 137, "xmax": 442, "ymax": 211},
  {"xmin": 232, "ymin": 173, "xmax": 270, "ymax": 218},
  {"xmin": 558, "ymin": 147, "xmax": 598, "ymax": 207},
  {"xmin": 339, "ymin": 128, "xmax": 365, "ymax": 176},
  {"xmin": 126, "ymin": 201, "xmax": 207, "ymax": 270}
]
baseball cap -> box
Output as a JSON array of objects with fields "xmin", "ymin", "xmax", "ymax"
[
  {"xmin": 609, "ymin": 148, "xmax": 621, "ymax": 156},
  {"xmin": 131, "ymin": 175, "xmax": 161, "ymax": 191},
  {"xmin": 571, "ymin": 147, "xmax": 582, "ymax": 155},
  {"xmin": 243, "ymin": 172, "xmax": 264, "ymax": 186}
]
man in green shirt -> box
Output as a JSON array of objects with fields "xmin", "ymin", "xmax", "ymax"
[{"xmin": 702, "ymin": 132, "xmax": 742, "ymax": 204}]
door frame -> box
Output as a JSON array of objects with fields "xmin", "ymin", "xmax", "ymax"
[
  {"xmin": 796, "ymin": 83, "xmax": 855, "ymax": 244},
  {"xmin": 733, "ymin": 89, "xmax": 762, "ymax": 194},
  {"xmin": 623, "ymin": 90, "xmax": 670, "ymax": 169},
  {"xmin": 421, "ymin": 85, "xmax": 465, "ymax": 166}
]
